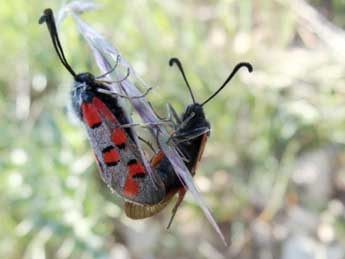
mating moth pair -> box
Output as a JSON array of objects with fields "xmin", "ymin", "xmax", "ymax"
[{"xmin": 40, "ymin": 8, "xmax": 252, "ymax": 245}]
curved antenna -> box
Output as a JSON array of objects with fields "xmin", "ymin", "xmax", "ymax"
[
  {"xmin": 169, "ymin": 58, "xmax": 196, "ymax": 104},
  {"xmin": 39, "ymin": 9, "xmax": 77, "ymax": 78},
  {"xmin": 201, "ymin": 62, "xmax": 253, "ymax": 106}
]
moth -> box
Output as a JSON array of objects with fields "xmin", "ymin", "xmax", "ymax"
[
  {"xmin": 39, "ymin": 8, "xmax": 166, "ymax": 205},
  {"xmin": 125, "ymin": 58, "xmax": 253, "ymax": 228}
]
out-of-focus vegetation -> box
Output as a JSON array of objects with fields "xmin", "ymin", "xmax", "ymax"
[{"xmin": 1, "ymin": 0, "xmax": 345, "ymax": 258}]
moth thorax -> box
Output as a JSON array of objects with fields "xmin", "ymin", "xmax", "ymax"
[
  {"xmin": 75, "ymin": 72, "xmax": 95, "ymax": 84},
  {"xmin": 183, "ymin": 103, "xmax": 204, "ymax": 120}
]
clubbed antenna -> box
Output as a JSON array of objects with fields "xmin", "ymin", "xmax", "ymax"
[
  {"xmin": 201, "ymin": 62, "xmax": 253, "ymax": 106},
  {"xmin": 39, "ymin": 8, "xmax": 77, "ymax": 78},
  {"xmin": 169, "ymin": 58, "xmax": 196, "ymax": 104}
]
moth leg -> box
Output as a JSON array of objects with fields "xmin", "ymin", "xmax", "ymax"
[
  {"xmin": 116, "ymin": 121, "xmax": 172, "ymax": 129},
  {"xmin": 167, "ymin": 112, "xmax": 195, "ymax": 142},
  {"xmin": 174, "ymin": 112, "xmax": 195, "ymax": 133},
  {"xmin": 96, "ymin": 84, "xmax": 152, "ymax": 99},
  {"xmin": 167, "ymin": 103, "xmax": 182, "ymax": 125},
  {"xmin": 138, "ymin": 136, "xmax": 157, "ymax": 154},
  {"xmin": 168, "ymin": 126, "xmax": 210, "ymax": 146},
  {"xmin": 166, "ymin": 188, "xmax": 186, "ymax": 229},
  {"xmin": 145, "ymin": 102, "xmax": 181, "ymax": 129},
  {"xmin": 174, "ymin": 127, "xmax": 210, "ymax": 144},
  {"xmin": 99, "ymin": 67, "xmax": 130, "ymax": 84},
  {"xmin": 173, "ymin": 144, "xmax": 190, "ymax": 162},
  {"xmin": 95, "ymin": 54, "xmax": 120, "ymax": 79},
  {"xmin": 148, "ymin": 101, "xmax": 166, "ymax": 120}
]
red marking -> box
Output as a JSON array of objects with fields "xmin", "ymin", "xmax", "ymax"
[
  {"xmin": 92, "ymin": 97, "xmax": 117, "ymax": 123},
  {"xmin": 150, "ymin": 151, "xmax": 164, "ymax": 167},
  {"xmin": 102, "ymin": 148, "xmax": 120, "ymax": 164},
  {"xmin": 128, "ymin": 162, "xmax": 145, "ymax": 175},
  {"xmin": 123, "ymin": 162, "xmax": 146, "ymax": 197},
  {"xmin": 111, "ymin": 128, "xmax": 127, "ymax": 146},
  {"xmin": 91, "ymin": 97, "xmax": 127, "ymax": 147},
  {"xmin": 123, "ymin": 179, "xmax": 138, "ymax": 197},
  {"xmin": 81, "ymin": 102, "xmax": 102, "ymax": 128}
]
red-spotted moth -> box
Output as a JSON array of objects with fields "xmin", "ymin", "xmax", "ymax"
[{"xmin": 39, "ymin": 9, "xmax": 166, "ymax": 205}]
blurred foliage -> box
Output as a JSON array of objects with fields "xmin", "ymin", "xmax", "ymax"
[{"xmin": 1, "ymin": 0, "xmax": 345, "ymax": 258}]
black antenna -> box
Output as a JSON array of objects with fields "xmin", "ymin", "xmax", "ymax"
[
  {"xmin": 169, "ymin": 58, "xmax": 196, "ymax": 104},
  {"xmin": 39, "ymin": 9, "xmax": 77, "ymax": 78},
  {"xmin": 201, "ymin": 62, "xmax": 253, "ymax": 106}
]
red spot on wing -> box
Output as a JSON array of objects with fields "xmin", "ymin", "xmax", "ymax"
[
  {"xmin": 128, "ymin": 162, "xmax": 145, "ymax": 175},
  {"xmin": 81, "ymin": 102, "xmax": 102, "ymax": 128},
  {"xmin": 123, "ymin": 179, "xmax": 139, "ymax": 198},
  {"xmin": 111, "ymin": 128, "xmax": 127, "ymax": 147},
  {"xmin": 92, "ymin": 97, "xmax": 117, "ymax": 123},
  {"xmin": 91, "ymin": 97, "xmax": 127, "ymax": 148},
  {"xmin": 123, "ymin": 161, "xmax": 146, "ymax": 197},
  {"xmin": 102, "ymin": 147, "xmax": 120, "ymax": 165},
  {"xmin": 91, "ymin": 97, "xmax": 128, "ymax": 148}
]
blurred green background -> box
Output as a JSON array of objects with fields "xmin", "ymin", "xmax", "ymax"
[{"xmin": 1, "ymin": 0, "xmax": 345, "ymax": 258}]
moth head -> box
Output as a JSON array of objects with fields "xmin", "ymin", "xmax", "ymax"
[{"xmin": 75, "ymin": 72, "xmax": 95, "ymax": 84}]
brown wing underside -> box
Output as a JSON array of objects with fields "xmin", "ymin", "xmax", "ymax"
[{"xmin": 124, "ymin": 190, "xmax": 176, "ymax": 219}]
